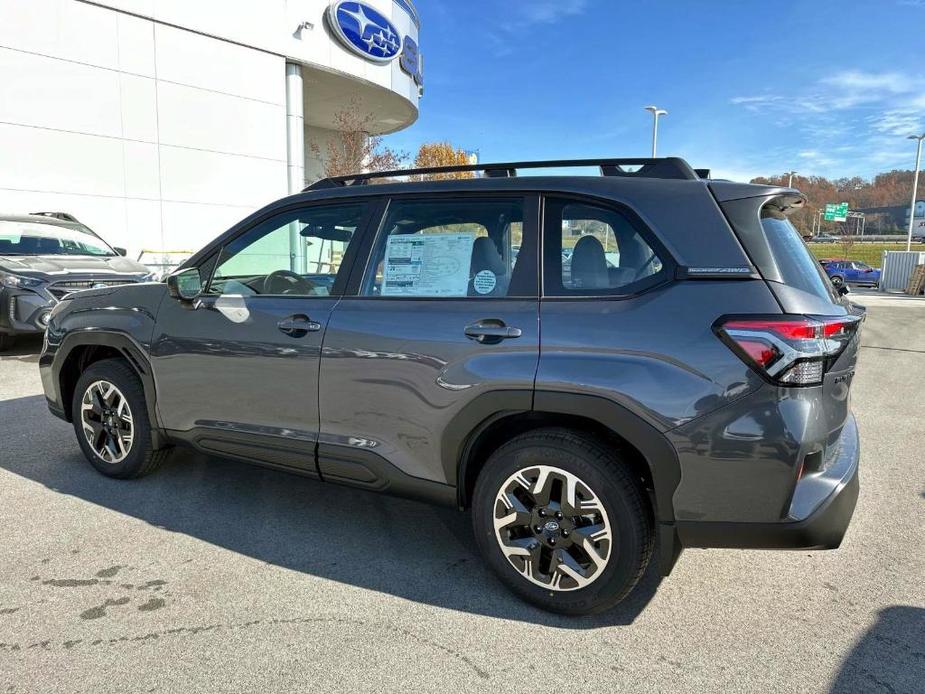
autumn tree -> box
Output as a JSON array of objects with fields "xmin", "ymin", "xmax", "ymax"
[
  {"xmin": 751, "ymin": 169, "xmax": 921, "ymax": 235},
  {"xmin": 310, "ymin": 97, "xmax": 405, "ymax": 180},
  {"xmin": 413, "ymin": 142, "xmax": 474, "ymax": 180}
]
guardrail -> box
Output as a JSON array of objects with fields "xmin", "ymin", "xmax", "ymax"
[{"xmin": 807, "ymin": 235, "xmax": 925, "ymax": 243}]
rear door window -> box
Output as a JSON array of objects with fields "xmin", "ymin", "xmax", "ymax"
[{"xmin": 360, "ymin": 197, "xmax": 535, "ymax": 298}]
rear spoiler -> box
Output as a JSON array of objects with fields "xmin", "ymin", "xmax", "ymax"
[{"xmin": 762, "ymin": 193, "xmax": 806, "ymax": 218}]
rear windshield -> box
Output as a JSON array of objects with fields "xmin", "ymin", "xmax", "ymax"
[{"xmin": 760, "ymin": 215, "xmax": 835, "ymax": 301}]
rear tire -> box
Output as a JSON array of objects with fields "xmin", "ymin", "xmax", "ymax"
[
  {"xmin": 471, "ymin": 428, "xmax": 653, "ymax": 615},
  {"xmin": 0, "ymin": 333, "xmax": 15, "ymax": 352},
  {"xmin": 71, "ymin": 358, "xmax": 169, "ymax": 479}
]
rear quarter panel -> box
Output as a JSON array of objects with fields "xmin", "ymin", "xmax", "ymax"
[{"xmin": 536, "ymin": 280, "xmax": 779, "ymax": 431}]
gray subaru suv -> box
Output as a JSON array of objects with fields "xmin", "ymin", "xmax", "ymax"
[
  {"xmin": 1, "ymin": 213, "xmax": 153, "ymax": 351},
  {"xmin": 40, "ymin": 158, "xmax": 862, "ymax": 615}
]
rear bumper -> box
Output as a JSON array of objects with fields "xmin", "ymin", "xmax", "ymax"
[{"xmin": 676, "ymin": 413, "xmax": 860, "ymax": 550}]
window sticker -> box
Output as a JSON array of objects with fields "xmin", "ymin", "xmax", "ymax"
[
  {"xmin": 473, "ymin": 269, "xmax": 497, "ymax": 294},
  {"xmin": 382, "ymin": 233, "xmax": 475, "ymax": 296}
]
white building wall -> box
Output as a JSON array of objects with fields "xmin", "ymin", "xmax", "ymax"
[
  {"xmin": 92, "ymin": 0, "xmax": 421, "ymax": 107},
  {"xmin": 0, "ymin": 0, "xmax": 288, "ymax": 258}
]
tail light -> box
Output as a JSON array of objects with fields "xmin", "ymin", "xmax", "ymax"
[{"xmin": 715, "ymin": 315, "xmax": 860, "ymax": 386}]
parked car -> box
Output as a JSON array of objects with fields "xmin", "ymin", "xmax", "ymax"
[
  {"xmin": 825, "ymin": 260, "xmax": 881, "ymax": 288},
  {"xmin": 40, "ymin": 157, "xmax": 863, "ymax": 615},
  {"xmin": 0, "ymin": 213, "xmax": 155, "ymax": 350}
]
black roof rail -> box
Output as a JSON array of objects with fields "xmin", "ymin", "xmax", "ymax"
[
  {"xmin": 304, "ymin": 157, "xmax": 700, "ymax": 191},
  {"xmin": 30, "ymin": 211, "xmax": 81, "ymax": 222}
]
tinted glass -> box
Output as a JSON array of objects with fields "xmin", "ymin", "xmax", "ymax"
[
  {"xmin": 0, "ymin": 221, "xmax": 115, "ymax": 256},
  {"xmin": 362, "ymin": 198, "xmax": 527, "ymax": 298},
  {"xmin": 760, "ymin": 215, "xmax": 835, "ymax": 301},
  {"xmin": 210, "ymin": 204, "xmax": 366, "ymax": 297},
  {"xmin": 545, "ymin": 199, "xmax": 666, "ymax": 295}
]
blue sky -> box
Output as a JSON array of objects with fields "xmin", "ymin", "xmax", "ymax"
[{"xmin": 385, "ymin": 0, "xmax": 925, "ymax": 181}]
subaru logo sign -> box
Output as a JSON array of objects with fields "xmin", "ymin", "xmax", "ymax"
[{"xmin": 327, "ymin": 1, "xmax": 402, "ymax": 63}]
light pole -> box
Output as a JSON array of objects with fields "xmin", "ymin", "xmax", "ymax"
[
  {"xmin": 644, "ymin": 105, "xmax": 668, "ymax": 157},
  {"xmin": 787, "ymin": 170, "xmax": 797, "ymax": 187},
  {"xmin": 906, "ymin": 133, "xmax": 925, "ymax": 252}
]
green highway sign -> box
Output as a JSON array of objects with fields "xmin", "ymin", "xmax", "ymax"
[{"xmin": 824, "ymin": 202, "xmax": 849, "ymax": 222}]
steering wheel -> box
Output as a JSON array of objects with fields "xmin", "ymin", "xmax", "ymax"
[{"xmin": 261, "ymin": 270, "xmax": 316, "ymax": 295}]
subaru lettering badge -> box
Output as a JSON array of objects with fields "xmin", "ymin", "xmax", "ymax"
[
  {"xmin": 327, "ymin": 1, "xmax": 402, "ymax": 63},
  {"xmin": 400, "ymin": 35, "xmax": 423, "ymax": 87}
]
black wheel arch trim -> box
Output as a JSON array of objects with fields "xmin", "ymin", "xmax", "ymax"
[
  {"xmin": 47, "ymin": 330, "xmax": 162, "ymax": 437},
  {"xmin": 447, "ymin": 389, "xmax": 681, "ymax": 525}
]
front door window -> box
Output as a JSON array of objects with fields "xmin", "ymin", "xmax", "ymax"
[{"xmin": 210, "ymin": 204, "xmax": 368, "ymax": 297}]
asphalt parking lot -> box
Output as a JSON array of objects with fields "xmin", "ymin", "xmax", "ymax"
[{"xmin": 0, "ymin": 291, "xmax": 923, "ymax": 693}]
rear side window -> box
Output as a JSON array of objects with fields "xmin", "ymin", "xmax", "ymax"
[
  {"xmin": 543, "ymin": 198, "xmax": 668, "ymax": 296},
  {"xmin": 760, "ymin": 214, "xmax": 835, "ymax": 300}
]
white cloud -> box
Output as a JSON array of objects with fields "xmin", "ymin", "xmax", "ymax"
[
  {"xmin": 732, "ymin": 70, "xmax": 925, "ymax": 115},
  {"xmin": 729, "ymin": 69, "xmax": 925, "ymax": 176},
  {"xmin": 871, "ymin": 110, "xmax": 925, "ymax": 136},
  {"xmin": 821, "ymin": 70, "xmax": 912, "ymax": 94},
  {"xmin": 485, "ymin": 0, "xmax": 588, "ymax": 56},
  {"xmin": 730, "ymin": 95, "xmax": 784, "ymax": 110},
  {"xmin": 520, "ymin": 0, "xmax": 589, "ymax": 24}
]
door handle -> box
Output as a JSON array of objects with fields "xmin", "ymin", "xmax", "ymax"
[
  {"xmin": 277, "ymin": 314, "xmax": 322, "ymax": 337},
  {"xmin": 464, "ymin": 320, "xmax": 522, "ymax": 344}
]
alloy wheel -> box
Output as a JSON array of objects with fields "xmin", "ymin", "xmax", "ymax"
[
  {"xmin": 493, "ymin": 464, "xmax": 612, "ymax": 591},
  {"xmin": 80, "ymin": 380, "xmax": 134, "ymax": 464}
]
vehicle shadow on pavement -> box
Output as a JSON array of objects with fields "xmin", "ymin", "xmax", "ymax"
[
  {"xmin": 830, "ymin": 606, "xmax": 925, "ymax": 693},
  {"xmin": 0, "ymin": 334, "xmax": 43, "ymax": 357},
  {"xmin": 0, "ymin": 394, "xmax": 662, "ymax": 628}
]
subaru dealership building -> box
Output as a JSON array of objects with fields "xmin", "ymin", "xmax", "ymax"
[{"xmin": 0, "ymin": 0, "xmax": 422, "ymax": 258}]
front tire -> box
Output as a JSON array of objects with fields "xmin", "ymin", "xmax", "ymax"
[
  {"xmin": 71, "ymin": 358, "xmax": 168, "ymax": 479},
  {"xmin": 830, "ymin": 275, "xmax": 845, "ymax": 288},
  {"xmin": 471, "ymin": 428, "xmax": 653, "ymax": 615}
]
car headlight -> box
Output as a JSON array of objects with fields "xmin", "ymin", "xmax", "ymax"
[{"xmin": 0, "ymin": 271, "xmax": 45, "ymax": 290}]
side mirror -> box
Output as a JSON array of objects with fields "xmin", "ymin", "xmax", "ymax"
[
  {"xmin": 167, "ymin": 267, "xmax": 203, "ymax": 301},
  {"xmin": 113, "ymin": 246, "xmax": 128, "ymax": 256}
]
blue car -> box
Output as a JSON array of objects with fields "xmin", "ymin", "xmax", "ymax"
[{"xmin": 825, "ymin": 260, "xmax": 880, "ymax": 288}]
